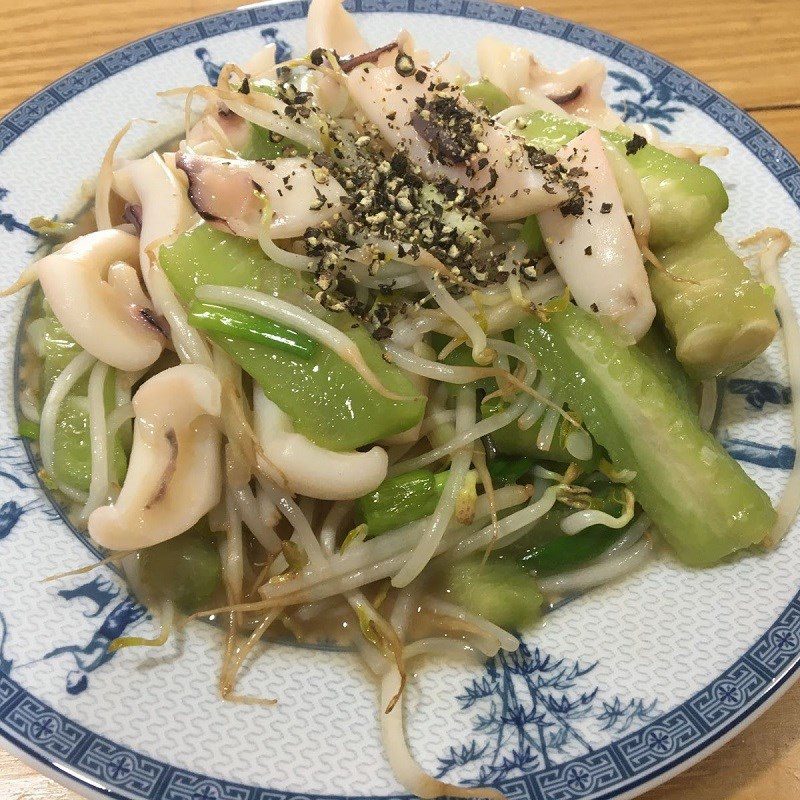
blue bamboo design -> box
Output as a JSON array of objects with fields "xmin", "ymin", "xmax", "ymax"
[{"xmin": 437, "ymin": 641, "xmax": 658, "ymax": 786}]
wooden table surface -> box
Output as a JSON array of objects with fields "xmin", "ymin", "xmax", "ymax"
[{"xmin": 0, "ymin": 1, "xmax": 798, "ymax": 799}]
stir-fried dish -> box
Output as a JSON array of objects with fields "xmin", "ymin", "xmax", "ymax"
[{"xmin": 8, "ymin": 0, "xmax": 799, "ymax": 796}]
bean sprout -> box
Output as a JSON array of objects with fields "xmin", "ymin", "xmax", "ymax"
[
  {"xmin": 392, "ymin": 388, "xmax": 475, "ymax": 587},
  {"xmin": 39, "ymin": 351, "xmax": 96, "ymax": 478},
  {"xmin": 742, "ymin": 229, "xmax": 799, "ymax": 547},
  {"xmin": 538, "ymin": 538, "xmax": 654, "ymax": 596},
  {"xmin": 560, "ymin": 489, "xmax": 635, "ymax": 535},
  {"xmin": 80, "ymin": 361, "xmax": 111, "ymax": 523}
]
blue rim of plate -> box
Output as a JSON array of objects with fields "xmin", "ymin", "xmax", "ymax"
[{"xmin": 1, "ymin": 2, "xmax": 800, "ymax": 799}]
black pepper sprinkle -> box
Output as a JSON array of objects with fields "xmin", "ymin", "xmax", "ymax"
[
  {"xmin": 372, "ymin": 325, "xmax": 393, "ymax": 341},
  {"xmin": 584, "ymin": 246, "xmax": 593, "ymax": 255},
  {"xmin": 625, "ymin": 133, "xmax": 647, "ymax": 156},
  {"xmin": 590, "ymin": 303, "xmax": 599, "ymax": 312},
  {"xmin": 559, "ymin": 187, "xmax": 585, "ymax": 217},
  {"xmin": 600, "ymin": 202, "xmax": 613, "ymax": 214},
  {"xmin": 408, "ymin": 88, "xmax": 484, "ymax": 167},
  {"xmin": 394, "ymin": 51, "xmax": 415, "ymax": 77},
  {"xmin": 251, "ymin": 57, "xmax": 569, "ymax": 322}
]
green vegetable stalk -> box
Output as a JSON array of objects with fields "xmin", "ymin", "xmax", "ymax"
[
  {"xmin": 516, "ymin": 110, "xmax": 729, "ymax": 249},
  {"xmin": 651, "ymin": 230, "xmax": 778, "ymax": 379},
  {"xmin": 486, "ymin": 455, "xmax": 535, "ymax": 487},
  {"xmin": 159, "ymin": 224, "xmax": 425, "ymax": 451},
  {"xmin": 463, "ymin": 79, "xmax": 512, "ymax": 115},
  {"xmin": 52, "ymin": 396, "xmax": 127, "ymax": 493},
  {"xmin": 39, "ymin": 315, "xmax": 127, "ymax": 492},
  {"xmin": 482, "ymin": 395, "xmax": 595, "ymax": 466},
  {"xmin": 499, "ymin": 484, "xmax": 632, "ymax": 575},
  {"xmin": 636, "ymin": 323, "xmax": 697, "ymax": 409},
  {"xmin": 138, "ymin": 522, "xmax": 222, "ymax": 613},
  {"xmin": 18, "ymin": 419, "xmax": 40, "ymax": 440},
  {"xmin": 357, "ymin": 468, "xmax": 449, "ymax": 536},
  {"xmin": 521, "ymin": 215, "xmax": 546, "ymax": 257},
  {"xmin": 41, "ymin": 315, "xmax": 82, "ymax": 397},
  {"xmin": 188, "ymin": 300, "xmax": 318, "ymax": 359},
  {"xmin": 516, "ymin": 303, "xmax": 776, "ymax": 566},
  {"xmin": 446, "ymin": 556, "xmax": 543, "ymax": 629}
]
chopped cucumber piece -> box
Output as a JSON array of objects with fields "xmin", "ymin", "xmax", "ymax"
[
  {"xmin": 447, "ymin": 556, "xmax": 543, "ymax": 629},
  {"xmin": 139, "ymin": 523, "xmax": 221, "ymax": 613},
  {"xmin": 18, "ymin": 419, "xmax": 40, "ymax": 441},
  {"xmin": 521, "ymin": 215, "xmax": 546, "ymax": 257},
  {"xmin": 41, "ymin": 316, "xmax": 82, "ymax": 397},
  {"xmin": 636, "ymin": 323, "xmax": 697, "ymax": 409},
  {"xmin": 516, "ymin": 304, "xmax": 776, "ymax": 566},
  {"xmin": 160, "ymin": 224, "xmax": 425, "ymax": 451},
  {"xmin": 652, "ymin": 230, "xmax": 778, "ymax": 379},
  {"xmin": 52, "ymin": 396, "xmax": 127, "ymax": 493}
]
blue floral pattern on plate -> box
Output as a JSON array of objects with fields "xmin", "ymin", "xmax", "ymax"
[
  {"xmin": 607, "ymin": 71, "xmax": 685, "ymax": 133},
  {"xmin": 0, "ymin": 188, "xmax": 34, "ymax": 237}
]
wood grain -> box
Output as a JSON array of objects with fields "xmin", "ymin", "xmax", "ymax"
[{"xmin": 0, "ymin": 2, "xmax": 798, "ymax": 800}]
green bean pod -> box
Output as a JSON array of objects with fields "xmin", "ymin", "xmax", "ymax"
[{"xmin": 188, "ymin": 300, "xmax": 318, "ymax": 359}]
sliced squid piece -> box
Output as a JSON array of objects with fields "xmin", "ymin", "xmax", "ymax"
[
  {"xmin": 477, "ymin": 37, "xmax": 622, "ymax": 129},
  {"xmin": 537, "ymin": 127, "xmax": 655, "ymax": 341},
  {"xmin": 37, "ymin": 229, "xmax": 164, "ymax": 371},
  {"xmin": 346, "ymin": 52, "xmax": 567, "ymax": 220},
  {"xmin": 107, "ymin": 260, "xmax": 153, "ymax": 309},
  {"xmin": 114, "ymin": 153, "xmax": 195, "ymax": 278},
  {"xmin": 244, "ymin": 42, "xmax": 277, "ymax": 79},
  {"xmin": 253, "ymin": 387, "xmax": 388, "ymax": 501},
  {"xmin": 175, "ymin": 151, "xmax": 346, "ymax": 239},
  {"xmin": 307, "ymin": 0, "xmax": 369, "ymax": 55},
  {"xmin": 186, "ymin": 108, "xmax": 252, "ymax": 152},
  {"xmin": 89, "ymin": 364, "xmax": 223, "ymax": 550}
]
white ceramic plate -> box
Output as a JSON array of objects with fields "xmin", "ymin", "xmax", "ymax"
[{"xmin": 1, "ymin": 3, "xmax": 799, "ymax": 799}]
